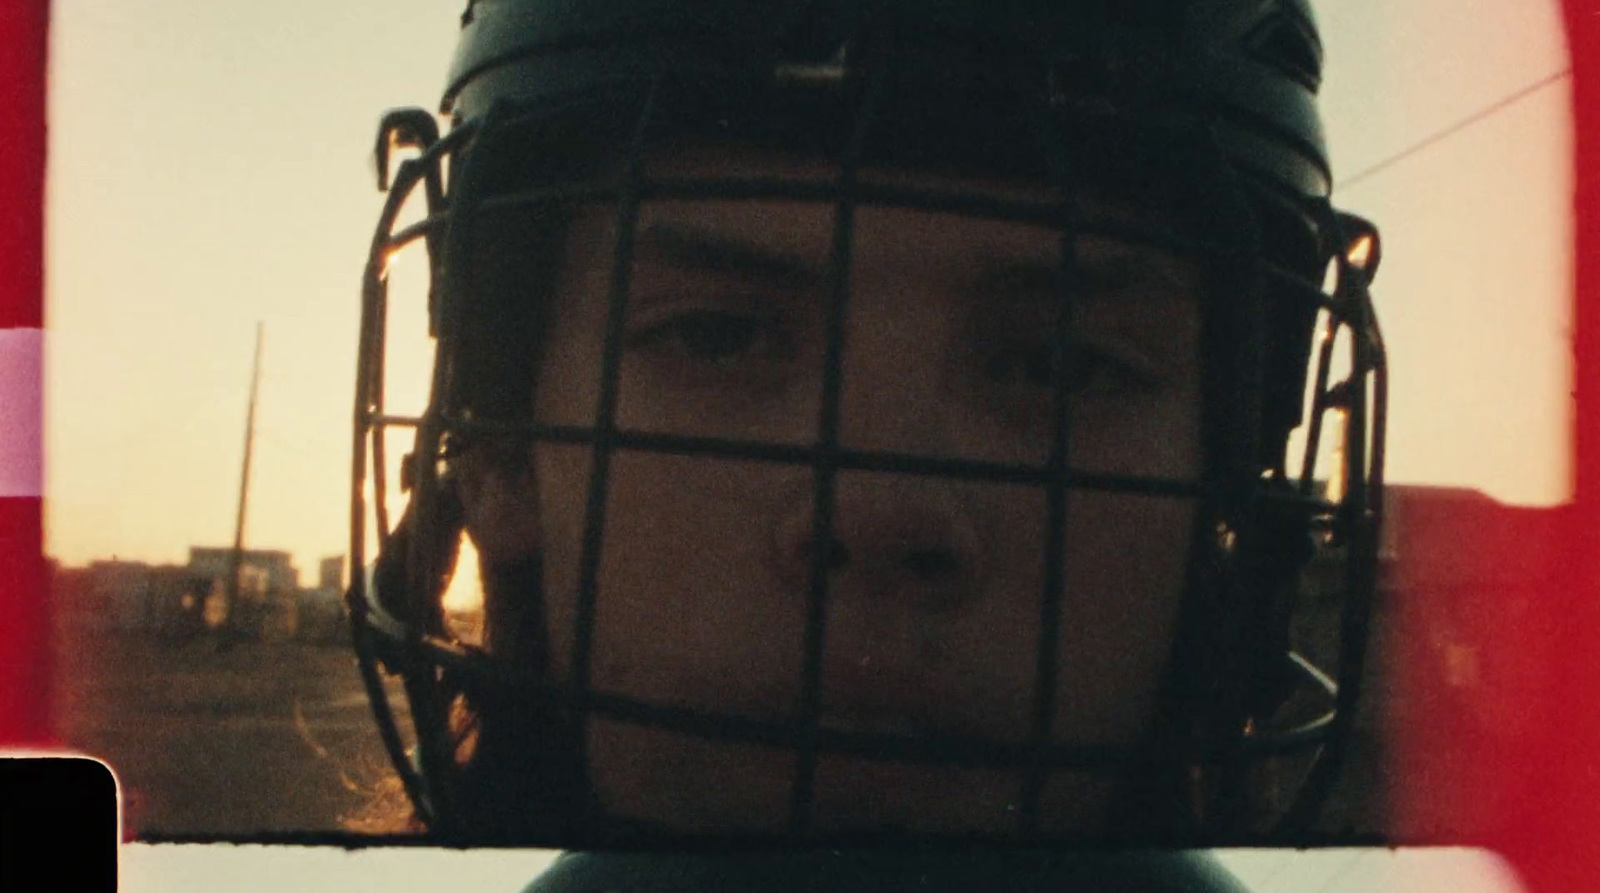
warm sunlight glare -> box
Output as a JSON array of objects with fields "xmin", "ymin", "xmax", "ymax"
[
  {"xmin": 1324, "ymin": 411, "xmax": 1348, "ymax": 504},
  {"xmin": 443, "ymin": 536, "xmax": 483, "ymax": 614},
  {"xmin": 1346, "ymin": 233, "xmax": 1375, "ymax": 270}
]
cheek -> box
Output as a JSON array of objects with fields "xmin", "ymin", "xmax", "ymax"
[
  {"xmin": 1070, "ymin": 388, "xmax": 1204, "ymax": 481},
  {"xmin": 532, "ymin": 443, "xmax": 588, "ymax": 675},
  {"xmin": 977, "ymin": 488, "xmax": 1193, "ymax": 745},
  {"xmin": 1055, "ymin": 491, "xmax": 1193, "ymax": 739},
  {"xmin": 535, "ymin": 451, "xmax": 813, "ymax": 830},
  {"xmin": 1059, "ymin": 388, "xmax": 1200, "ymax": 735},
  {"xmin": 537, "ymin": 449, "xmax": 810, "ymax": 704}
]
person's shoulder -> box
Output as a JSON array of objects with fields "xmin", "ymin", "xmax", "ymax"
[{"xmin": 521, "ymin": 848, "xmax": 1250, "ymax": 893}]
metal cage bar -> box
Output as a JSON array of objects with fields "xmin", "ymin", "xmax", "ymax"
[
  {"xmin": 1016, "ymin": 112, "xmax": 1087, "ymax": 831},
  {"xmin": 350, "ymin": 132, "xmax": 444, "ymax": 825},
  {"xmin": 567, "ymin": 77, "xmax": 667, "ymax": 830},
  {"xmin": 786, "ymin": 57, "xmax": 885, "ymax": 840}
]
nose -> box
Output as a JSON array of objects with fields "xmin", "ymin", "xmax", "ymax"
[{"xmin": 772, "ymin": 475, "xmax": 982, "ymax": 613}]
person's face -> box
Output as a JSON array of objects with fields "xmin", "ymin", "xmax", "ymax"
[{"xmin": 463, "ymin": 149, "xmax": 1205, "ymax": 836}]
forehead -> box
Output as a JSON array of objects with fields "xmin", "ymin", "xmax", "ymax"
[
  {"xmin": 539, "ymin": 145, "xmax": 1206, "ymax": 288},
  {"xmin": 636, "ymin": 145, "xmax": 1195, "ymax": 231},
  {"xmin": 546, "ymin": 147, "xmax": 1206, "ymax": 352},
  {"xmin": 530, "ymin": 144, "xmax": 1210, "ymax": 337},
  {"xmin": 468, "ymin": 140, "xmax": 1210, "ymax": 335}
]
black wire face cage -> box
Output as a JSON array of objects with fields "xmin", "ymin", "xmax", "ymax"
[{"xmin": 347, "ymin": 24, "xmax": 1387, "ymax": 848}]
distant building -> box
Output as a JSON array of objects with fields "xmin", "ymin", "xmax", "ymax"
[
  {"xmin": 55, "ymin": 559, "xmax": 207, "ymax": 638},
  {"xmin": 317, "ymin": 555, "xmax": 345, "ymax": 592},
  {"xmin": 54, "ymin": 548, "xmax": 355, "ymax": 644},
  {"xmin": 188, "ymin": 548, "xmax": 298, "ymax": 590},
  {"xmin": 299, "ymin": 554, "xmax": 349, "ymax": 644},
  {"xmin": 187, "ymin": 547, "xmax": 301, "ymax": 640},
  {"xmin": 85, "ymin": 559, "xmax": 158, "ymax": 630},
  {"xmin": 297, "ymin": 586, "xmax": 348, "ymax": 644}
]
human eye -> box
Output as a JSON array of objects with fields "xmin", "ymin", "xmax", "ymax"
[
  {"xmin": 624, "ymin": 303, "xmax": 795, "ymax": 381},
  {"xmin": 629, "ymin": 309, "xmax": 767, "ymax": 363},
  {"xmin": 981, "ymin": 337, "xmax": 1150, "ymax": 398}
]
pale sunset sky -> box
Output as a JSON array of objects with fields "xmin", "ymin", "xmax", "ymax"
[{"xmin": 44, "ymin": 0, "xmax": 1573, "ymax": 587}]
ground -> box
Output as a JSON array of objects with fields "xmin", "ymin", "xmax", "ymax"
[
  {"xmin": 48, "ymin": 588, "xmax": 1386, "ymax": 841},
  {"xmin": 53, "ymin": 617, "xmax": 414, "ymax": 837}
]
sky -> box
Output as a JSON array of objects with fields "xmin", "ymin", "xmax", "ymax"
[
  {"xmin": 39, "ymin": 1, "xmax": 1566, "ymax": 890},
  {"xmin": 42, "ymin": 0, "xmax": 1574, "ymax": 581}
]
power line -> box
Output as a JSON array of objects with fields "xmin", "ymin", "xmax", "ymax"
[{"xmin": 1336, "ymin": 67, "xmax": 1571, "ymax": 193}]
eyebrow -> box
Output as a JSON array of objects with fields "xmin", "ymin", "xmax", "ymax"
[
  {"xmin": 971, "ymin": 241, "xmax": 1196, "ymax": 306},
  {"xmin": 632, "ymin": 220, "xmax": 1193, "ymax": 306},
  {"xmin": 634, "ymin": 221, "xmax": 826, "ymax": 288}
]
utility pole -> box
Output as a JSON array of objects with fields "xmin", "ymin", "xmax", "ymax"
[{"xmin": 220, "ymin": 322, "xmax": 263, "ymax": 650}]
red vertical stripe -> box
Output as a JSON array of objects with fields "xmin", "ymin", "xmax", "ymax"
[
  {"xmin": 0, "ymin": 499, "xmax": 47, "ymax": 744},
  {"xmin": 0, "ymin": 2, "xmax": 45, "ymax": 330},
  {"xmin": 0, "ymin": 0, "xmax": 50, "ymax": 747},
  {"xmin": 1491, "ymin": 4, "xmax": 1600, "ymax": 891}
]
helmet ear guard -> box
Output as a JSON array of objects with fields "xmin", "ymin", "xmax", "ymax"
[
  {"xmin": 363, "ymin": 441, "xmax": 601, "ymax": 842},
  {"xmin": 1134, "ymin": 151, "xmax": 1383, "ymax": 839},
  {"xmin": 1206, "ymin": 203, "xmax": 1388, "ymax": 837},
  {"xmin": 346, "ymin": 471, "xmax": 468, "ymax": 829}
]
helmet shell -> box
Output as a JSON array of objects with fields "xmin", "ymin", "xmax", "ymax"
[{"xmin": 443, "ymin": 0, "xmax": 1332, "ymax": 212}]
